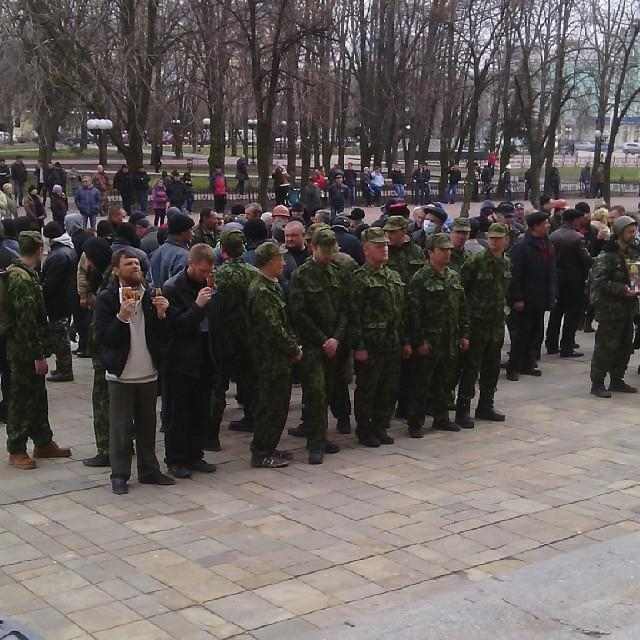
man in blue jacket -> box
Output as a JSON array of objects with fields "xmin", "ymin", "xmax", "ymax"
[{"xmin": 74, "ymin": 176, "xmax": 101, "ymax": 229}]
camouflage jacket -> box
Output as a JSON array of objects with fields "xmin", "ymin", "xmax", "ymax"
[
  {"xmin": 247, "ymin": 272, "xmax": 299, "ymax": 361},
  {"xmin": 289, "ymin": 259, "xmax": 347, "ymax": 348},
  {"xmin": 6, "ymin": 262, "xmax": 50, "ymax": 362},
  {"xmin": 408, "ymin": 264, "xmax": 469, "ymax": 354},
  {"xmin": 387, "ymin": 240, "xmax": 425, "ymax": 284},
  {"xmin": 449, "ymin": 247, "xmax": 471, "ymax": 273},
  {"xmin": 590, "ymin": 239, "xmax": 639, "ymax": 321},
  {"xmin": 212, "ymin": 258, "xmax": 259, "ymax": 356},
  {"xmin": 461, "ymin": 250, "xmax": 511, "ymax": 332},
  {"xmin": 191, "ymin": 225, "xmax": 218, "ymax": 249},
  {"xmin": 349, "ymin": 264, "xmax": 405, "ymax": 352}
]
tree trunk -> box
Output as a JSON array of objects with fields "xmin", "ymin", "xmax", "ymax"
[
  {"xmin": 299, "ymin": 117, "xmax": 312, "ymax": 182},
  {"xmin": 256, "ymin": 117, "xmax": 273, "ymax": 208},
  {"xmin": 461, "ymin": 89, "xmax": 481, "ymax": 218}
]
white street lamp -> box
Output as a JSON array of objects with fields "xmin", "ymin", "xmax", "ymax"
[{"xmin": 202, "ymin": 117, "xmax": 211, "ymax": 126}]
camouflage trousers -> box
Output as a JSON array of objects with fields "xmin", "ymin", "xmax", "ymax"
[
  {"xmin": 6, "ymin": 354, "xmax": 53, "ymax": 454},
  {"xmin": 458, "ymin": 329, "xmax": 504, "ymax": 405},
  {"xmin": 212, "ymin": 353, "xmax": 256, "ymax": 433},
  {"xmin": 409, "ymin": 348, "xmax": 457, "ymax": 428},
  {"xmin": 354, "ymin": 347, "xmax": 401, "ymax": 439},
  {"xmin": 92, "ymin": 362, "xmax": 109, "ymax": 455},
  {"xmin": 299, "ymin": 347, "xmax": 336, "ymax": 451},
  {"xmin": 251, "ymin": 356, "xmax": 292, "ymax": 458},
  {"xmin": 590, "ymin": 314, "xmax": 634, "ymax": 384},
  {"xmin": 49, "ymin": 319, "xmax": 73, "ymax": 376}
]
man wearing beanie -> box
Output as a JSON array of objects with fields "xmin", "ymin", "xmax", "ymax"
[
  {"xmin": 6, "ymin": 231, "xmax": 71, "ymax": 470},
  {"xmin": 42, "ymin": 221, "xmax": 77, "ymax": 383},
  {"xmin": 150, "ymin": 213, "xmax": 194, "ymax": 287},
  {"xmin": 589, "ymin": 215, "xmax": 640, "ymax": 397}
]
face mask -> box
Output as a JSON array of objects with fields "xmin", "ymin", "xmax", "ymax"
[{"xmin": 423, "ymin": 220, "xmax": 437, "ymax": 234}]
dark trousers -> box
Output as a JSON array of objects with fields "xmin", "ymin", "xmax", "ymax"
[
  {"xmin": 507, "ymin": 307, "xmax": 546, "ymax": 373},
  {"xmin": 73, "ymin": 304, "xmax": 91, "ymax": 353},
  {"xmin": 545, "ymin": 290, "xmax": 584, "ymax": 354},
  {"xmin": 121, "ymin": 193, "xmax": 133, "ymax": 215},
  {"xmin": 214, "ymin": 195, "xmax": 227, "ymax": 213},
  {"xmin": 108, "ymin": 380, "xmax": 160, "ymax": 481},
  {"xmin": 251, "ymin": 359, "xmax": 292, "ymax": 458},
  {"xmin": 164, "ymin": 371, "xmax": 212, "ymax": 466}
]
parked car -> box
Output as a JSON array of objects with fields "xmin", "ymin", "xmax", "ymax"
[
  {"xmin": 622, "ymin": 141, "xmax": 640, "ymax": 154},
  {"xmin": 573, "ymin": 141, "xmax": 596, "ymax": 152}
]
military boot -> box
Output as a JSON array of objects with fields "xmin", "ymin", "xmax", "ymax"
[
  {"xmin": 454, "ymin": 398, "xmax": 475, "ymax": 429},
  {"xmin": 475, "ymin": 396, "xmax": 506, "ymax": 422},
  {"xmin": 33, "ymin": 441, "xmax": 71, "ymax": 459},
  {"xmin": 590, "ymin": 383, "xmax": 612, "ymax": 398}
]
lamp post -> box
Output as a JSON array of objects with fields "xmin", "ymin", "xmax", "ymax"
[
  {"xmin": 202, "ymin": 117, "xmax": 211, "ymax": 150},
  {"xmin": 171, "ymin": 118, "xmax": 182, "ymax": 159},
  {"xmin": 248, "ymin": 118, "xmax": 257, "ymax": 165},
  {"xmin": 87, "ymin": 118, "xmax": 113, "ymax": 166},
  {"xmin": 280, "ymin": 120, "xmax": 287, "ymax": 159}
]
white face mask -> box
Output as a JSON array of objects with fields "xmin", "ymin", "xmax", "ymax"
[{"xmin": 423, "ymin": 220, "xmax": 437, "ymax": 234}]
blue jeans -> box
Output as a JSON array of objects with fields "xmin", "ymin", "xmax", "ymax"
[
  {"xmin": 393, "ymin": 184, "xmax": 405, "ymax": 198},
  {"xmin": 447, "ymin": 184, "xmax": 457, "ymax": 203},
  {"xmin": 346, "ymin": 184, "xmax": 356, "ymax": 205},
  {"xmin": 137, "ymin": 189, "xmax": 149, "ymax": 213}
]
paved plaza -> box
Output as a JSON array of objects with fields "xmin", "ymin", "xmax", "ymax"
[{"xmin": 1, "ymin": 328, "xmax": 640, "ymax": 638}]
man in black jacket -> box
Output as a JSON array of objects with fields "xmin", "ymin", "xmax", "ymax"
[
  {"xmin": 545, "ymin": 208, "xmax": 593, "ymax": 358},
  {"xmin": 332, "ymin": 216, "xmax": 365, "ymax": 265},
  {"xmin": 113, "ymin": 165, "xmax": 134, "ymax": 215},
  {"xmin": 42, "ymin": 222, "xmax": 77, "ymax": 382},
  {"xmin": 162, "ymin": 244, "xmax": 216, "ymax": 479},
  {"xmin": 94, "ymin": 248, "xmax": 175, "ymax": 494},
  {"xmin": 506, "ymin": 211, "xmax": 557, "ymax": 380}
]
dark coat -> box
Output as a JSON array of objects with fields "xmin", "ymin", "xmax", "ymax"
[
  {"xmin": 333, "ymin": 226, "xmax": 364, "ymax": 265},
  {"xmin": 549, "ymin": 224, "xmax": 592, "ymax": 298},
  {"xmin": 113, "ymin": 170, "xmax": 134, "ymax": 197},
  {"xmin": 41, "ymin": 238, "xmax": 77, "ymax": 320},
  {"xmin": 94, "ymin": 280, "xmax": 168, "ymax": 377},
  {"xmin": 162, "ymin": 268, "xmax": 212, "ymax": 377},
  {"xmin": 508, "ymin": 232, "xmax": 557, "ymax": 310}
]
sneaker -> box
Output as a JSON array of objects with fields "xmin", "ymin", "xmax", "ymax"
[
  {"xmin": 324, "ymin": 441, "xmax": 340, "ymax": 454},
  {"xmin": 308, "ymin": 449, "xmax": 324, "ymax": 465},
  {"xmin": 139, "ymin": 471, "xmax": 176, "ymax": 485},
  {"xmin": 188, "ymin": 460, "xmax": 217, "ymax": 473},
  {"xmin": 336, "ymin": 417, "xmax": 351, "ymax": 434},
  {"xmin": 168, "ymin": 465, "xmax": 192, "ymax": 479},
  {"xmin": 9, "ymin": 452, "xmax": 36, "ymax": 470},
  {"xmin": 111, "ymin": 478, "xmax": 128, "ymax": 495},
  {"xmin": 33, "ymin": 441, "xmax": 71, "ymax": 459},
  {"xmin": 609, "ymin": 379, "xmax": 638, "ymax": 393},
  {"xmin": 590, "ymin": 384, "xmax": 612, "ymax": 399},
  {"xmin": 83, "ymin": 453, "xmax": 110, "ymax": 467},
  {"xmin": 287, "ymin": 425, "xmax": 306, "ymax": 438},
  {"xmin": 251, "ymin": 455, "xmax": 289, "ymax": 468}
]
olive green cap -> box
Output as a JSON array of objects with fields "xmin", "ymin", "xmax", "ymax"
[
  {"xmin": 382, "ymin": 215, "xmax": 408, "ymax": 232},
  {"xmin": 19, "ymin": 230, "xmax": 44, "ymax": 254},
  {"xmin": 220, "ymin": 229, "xmax": 245, "ymax": 251},
  {"xmin": 452, "ymin": 217, "xmax": 471, "ymax": 232},
  {"xmin": 305, "ymin": 222, "xmax": 331, "ymax": 240},
  {"xmin": 311, "ymin": 228, "xmax": 338, "ymax": 253},
  {"xmin": 427, "ymin": 232, "xmax": 453, "ymax": 250},
  {"xmin": 362, "ymin": 227, "xmax": 388, "ymax": 244},
  {"xmin": 487, "ymin": 223, "xmax": 508, "ymax": 238},
  {"xmin": 255, "ymin": 241, "xmax": 287, "ymax": 267}
]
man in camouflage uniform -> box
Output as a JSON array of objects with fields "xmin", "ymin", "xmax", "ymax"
[
  {"xmin": 408, "ymin": 233, "xmax": 469, "ymax": 436},
  {"xmin": 449, "ymin": 217, "xmax": 472, "ymax": 272},
  {"xmin": 590, "ymin": 215, "xmax": 639, "ymax": 397},
  {"xmin": 289, "ymin": 228, "xmax": 345, "ymax": 464},
  {"xmin": 6, "ymin": 231, "xmax": 71, "ymax": 469},
  {"xmin": 248, "ymin": 241, "xmax": 302, "ymax": 468},
  {"xmin": 384, "ymin": 214, "xmax": 425, "ymax": 419},
  {"xmin": 457, "ymin": 223, "xmax": 510, "ymax": 426},
  {"xmin": 210, "ymin": 229, "xmax": 259, "ymax": 446},
  {"xmin": 350, "ymin": 227, "xmax": 406, "ymax": 447}
]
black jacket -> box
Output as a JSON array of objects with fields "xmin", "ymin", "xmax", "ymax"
[
  {"xmin": 114, "ymin": 170, "xmax": 134, "ymax": 197},
  {"xmin": 549, "ymin": 224, "xmax": 592, "ymax": 294},
  {"xmin": 166, "ymin": 180, "xmax": 187, "ymax": 207},
  {"xmin": 94, "ymin": 280, "xmax": 168, "ymax": 377},
  {"xmin": 42, "ymin": 238, "xmax": 77, "ymax": 320},
  {"xmin": 162, "ymin": 268, "xmax": 212, "ymax": 377},
  {"xmin": 508, "ymin": 232, "xmax": 557, "ymax": 310},
  {"xmin": 333, "ymin": 227, "xmax": 364, "ymax": 265}
]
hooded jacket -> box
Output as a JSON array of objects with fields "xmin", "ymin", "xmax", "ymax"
[{"xmin": 41, "ymin": 233, "xmax": 77, "ymax": 320}]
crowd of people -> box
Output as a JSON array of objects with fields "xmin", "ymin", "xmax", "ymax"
[{"xmin": 1, "ymin": 156, "xmax": 638, "ymax": 498}]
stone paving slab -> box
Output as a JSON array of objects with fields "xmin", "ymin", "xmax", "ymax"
[{"xmin": 2, "ymin": 331, "xmax": 640, "ymax": 637}]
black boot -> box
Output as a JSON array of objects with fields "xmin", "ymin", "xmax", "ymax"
[
  {"xmin": 454, "ymin": 398, "xmax": 475, "ymax": 429},
  {"xmin": 590, "ymin": 383, "xmax": 612, "ymax": 398},
  {"xmin": 432, "ymin": 416, "xmax": 460, "ymax": 432},
  {"xmin": 475, "ymin": 397, "xmax": 506, "ymax": 422}
]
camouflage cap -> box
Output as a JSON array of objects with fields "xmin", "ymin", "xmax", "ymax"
[
  {"xmin": 254, "ymin": 241, "xmax": 287, "ymax": 267},
  {"xmin": 451, "ymin": 218, "xmax": 471, "ymax": 232},
  {"xmin": 18, "ymin": 230, "xmax": 44, "ymax": 254},
  {"xmin": 305, "ymin": 222, "xmax": 331, "ymax": 240},
  {"xmin": 382, "ymin": 215, "xmax": 408, "ymax": 232},
  {"xmin": 311, "ymin": 228, "xmax": 338, "ymax": 254},
  {"xmin": 220, "ymin": 228, "xmax": 245, "ymax": 251},
  {"xmin": 486, "ymin": 222, "xmax": 508, "ymax": 238},
  {"xmin": 362, "ymin": 227, "xmax": 388, "ymax": 244},
  {"xmin": 427, "ymin": 232, "xmax": 453, "ymax": 250}
]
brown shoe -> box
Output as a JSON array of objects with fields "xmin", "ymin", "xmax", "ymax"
[
  {"xmin": 33, "ymin": 441, "xmax": 71, "ymax": 459},
  {"xmin": 9, "ymin": 452, "xmax": 37, "ymax": 470}
]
